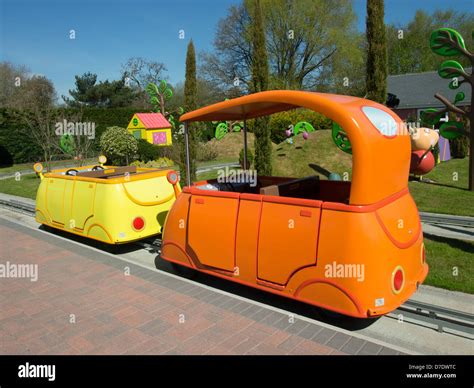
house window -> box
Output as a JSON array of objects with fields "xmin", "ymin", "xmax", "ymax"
[{"xmin": 153, "ymin": 131, "xmax": 167, "ymax": 145}]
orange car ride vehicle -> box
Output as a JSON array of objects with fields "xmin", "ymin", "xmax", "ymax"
[{"xmin": 161, "ymin": 90, "xmax": 428, "ymax": 318}]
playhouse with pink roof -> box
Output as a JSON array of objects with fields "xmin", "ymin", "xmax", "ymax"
[{"xmin": 127, "ymin": 112, "xmax": 172, "ymax": 146}]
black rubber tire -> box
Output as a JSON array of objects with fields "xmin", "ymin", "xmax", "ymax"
[{"xmin": 170, "ymin": 262, "xmax": 198, "ymax": 279}]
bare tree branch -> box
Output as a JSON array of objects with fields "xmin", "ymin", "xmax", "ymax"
[{"xmin": 435, "ymin": 92, "xmax": 467, "ymax": 115}]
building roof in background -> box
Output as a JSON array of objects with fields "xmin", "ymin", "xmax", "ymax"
[
  {"xmin": 135, "ymin": 113, "xmax": 171, "ymax": 129},
  {"xmin": 387, "ymin": 69, "xmax": 471, "ymax": 109}
]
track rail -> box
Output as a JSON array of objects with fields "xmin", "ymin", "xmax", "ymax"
[
  {"xmin": 419, "ymin": 212, "xmax": 474, "ymax": 228},
  {"xmin": 0, "ymin": 198, "xmax": 36, "ymax": 215},
  {"xmin": 1, "ymin": 198, "xmax": 473, "ymax": 336},
  {"xmin": 392, "ymin": 300, "xmax": 474, "ymax": 337}
]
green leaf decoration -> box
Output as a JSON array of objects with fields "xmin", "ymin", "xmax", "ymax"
[
  {"xmin": 331, "ymin": 122, "xmax": 352, "ymax": 154},
  {"xmin": 59, "ymin": 134, "xmax": 75, "ymax": 154},
  {"xmin": 420, "ymin": 108, "xmax": 444, "ymax": 126},
  {"xmin": 177, "ymin": 107, "xmax": 184, "ymax": 115},
  {"xmin": 430, "ymin": 28, "xmax": 466, "ymax": 57},
  {"xmin": 164, "ymin": 88, "xmax": 173, "ymax": 100},
  {"xmin": 439, "ymin": 122, "xmax": 464, "ymax": 140},
  {"xmin": 454, "ymin": 92, "xmax": 465, "ymax": 105},
  {"xmin": 232, "ymin": 124, "xmax": 241, "ymax": 132},
  {"xmin": 448, "ymin": 78, "xmax": 461, "ymax": 90},
  {"xmin": 294, "ymin": 121, "xmax": 315, "ymax": 135},
  {"xmin": 150, "ymin": 96, "xmax": 160, "ymax": 106},
  {"xmin": 438, "ymin": 60, "xmax": 465, "ymax": 79},
  {"xmin": 146, "ymin": 83, "xmax": 159, "ymax": 97},
  {"xmin": 215, "ymin": 123, "xmax": 228, "ymax": 140},
  {"xmin": 159, "ymin": 80, "xmax": 167, "ymax": 94}
]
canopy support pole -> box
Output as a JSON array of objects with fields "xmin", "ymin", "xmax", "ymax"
[
  {"xmin": 243, "ymin": 118, "xmax": 248, "ymax": 170},
  {"xmin": 184, "ymin": 122, "xmax": 191, "ymax": 187}
]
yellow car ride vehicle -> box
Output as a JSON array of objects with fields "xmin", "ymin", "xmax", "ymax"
[{"xmin": 34, "ymin": 157, "xmax": 180, "ymax": 244}]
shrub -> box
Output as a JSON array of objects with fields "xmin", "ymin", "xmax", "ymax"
[
  {"xmin": 196, "ymin": 141, "xmax": 218, "ymax": 161},
  {"xmin": 450, "ymin": 136, "xmax": 469, "ymax": 159},
  {"xmin": 0, "ymin": 144, "xmax": 14, "ymax": 167},
  {"xmin": 137, "ymin": 139, "xmax": 161, "ymax": 162},
  {"xmin": 432, "ymin": 142, "xmax": 440, "ymax": 163},
  {"xmin": 130, "ymin": 157, "xmax": 174, "ymax": 168},
  {"xmin": 239, "ymin": 147, "xmax": 254, "ymax": 168},
  {"xmin": 99, "ymin": 126, "xmax": 138, "ymax": 165}
]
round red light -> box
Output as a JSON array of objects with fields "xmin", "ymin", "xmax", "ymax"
[
  {"xmin": 132, "ymin": 217, "xmax": 145, "ymax": 231},
  {"xmin": 393, "ymin": 269, "xmax": 404, "ymax": 292}
]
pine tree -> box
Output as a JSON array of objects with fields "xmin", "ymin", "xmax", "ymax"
[
  {"xmin": 183, "ymin": 40, "xmax": 198, "ymax": 182},
  {"xmin": 366, "ymin": 0, "xmax": 388, "ymax": 104},
  {"xmin": 250, "ymin": 0, "xmax": 272, "ymax": 175}
]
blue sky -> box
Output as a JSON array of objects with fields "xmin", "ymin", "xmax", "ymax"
[{"xmin": 1, "ymin": 0, "xmax": 472, "ymax": 100}]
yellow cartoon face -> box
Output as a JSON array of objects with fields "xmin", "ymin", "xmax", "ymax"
[{"xmin": 410, "ymin": 127, "xmax": 439, "ymax": 151}]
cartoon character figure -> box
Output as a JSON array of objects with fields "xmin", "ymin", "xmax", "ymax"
[{"xmin": 409, "ymin": 127, "xmax": 439, "ymax": 175}]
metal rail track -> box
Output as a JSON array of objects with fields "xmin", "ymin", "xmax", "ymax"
[
  {"xmin": 420, "ymin": 212, "xmax": 474, "ymax": 228},
  {"xmin": 392, "ymin": 300, "xmax": 474, "ymax": 337},
  {"xmin": 0, "ymin": 199, "xmax": 36, "ymax": 215},
  {"xmin": 1, "ymin": 198, "xmax": 473, "ymax": 336}
]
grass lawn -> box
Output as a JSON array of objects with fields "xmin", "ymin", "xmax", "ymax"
[
  {"xmin": 408, "ymin": 158, "xmax": 473, "ymax": 217},
  {"xmin": 196, "ymin": 157, "xmax": 238, "ymax": 168},
  {"xmin": 207, "ymin": 131, "xmax": 259, "ymax": 159},
  {"xmin": 196, "ymin": 167, "xmax": 239, "ymax": 181},
  {"xmin": 424, "ymin": 235, "xmax": 473, "ymax": 294},
  {"xmin": 0, "ymin": 174, "xmax": 41, "ymax": 200},
  {"xmin": 272, "ymin": 129, "xmax": 352, "ymax": 178}
]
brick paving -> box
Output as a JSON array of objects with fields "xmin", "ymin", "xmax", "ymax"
[{"xmin": 0, "ymin": 218, "xmax": 404, "ymax": 355}]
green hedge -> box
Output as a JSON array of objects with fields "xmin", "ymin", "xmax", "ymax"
[
  {"xmin": 0, "ymin": 107, "xmax": 139, "ymax": 165},
  {"xmin": 0, "ymin": 108, "xmax": 43, "ymax": 166}
]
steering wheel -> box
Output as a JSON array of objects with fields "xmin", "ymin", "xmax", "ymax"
[
  {"xmin": 92, "ymin": 165, "xmax": 104, "ymax": 171},
  {"xmin": 65, "ymin": 169, "xmax": 78, "ymax": 176}
]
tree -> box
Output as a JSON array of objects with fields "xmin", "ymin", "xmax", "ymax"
[
  {"xmin": 366, "ymin": 0, "xmax": 387, "ymax": 104},
  {"xmin": 387, "ymin": 10, "xmax": 474, "ymax": 75},
  {"xmin": 420, "ymin": 28, "xmax": 473, "ymax": 191},
  {"xmin": 56, "ymin": 109, "xmax": 95, "ymax": 167},
  {"xmin": 121, "ymin": 57, "xmax": 168, "ymax": 89},
  {"xmin": 0, "ymin": 63, "xmax": 94, "ymax": 169},
  {"xmin": 171, "ymin": 78, "xmax": 226, "ymax": 111},
  {"xmin": 182, "ymin": 40, "xmax": 198, "ymax": 183},
  {"xmin": 200, "ymin": 0, "xmax": 363, "ymax": 95},
  {"xmin": 250, "ymin": 0, "xmax": 272, "ymax": 176},
  {"xmin": 146, "ymin": 80, "xmax": 179, "ymax": 117},
  {"xmin": 62, "ymin": 72, "xmax": 98, "ymax": 106},
  {"xmin": 63, "ymin": 73, "xmax": 139, "ymax": 108},
  {"xmin": 0, "ymin": 62, "xmax": 30, "ymax": 108},
  {"xmin": 11, "ymin": 75, "xmax": 62, "ymax": 171}
]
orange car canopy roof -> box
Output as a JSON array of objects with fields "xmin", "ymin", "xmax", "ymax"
[{"xmin": 180, "ymin": 90, "xmax": 411, "ymax": 205}]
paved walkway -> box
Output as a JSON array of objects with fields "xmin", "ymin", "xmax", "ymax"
[{"xmin": 0, "ymin": 218, "xmax": 404, "ymax": 355}]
